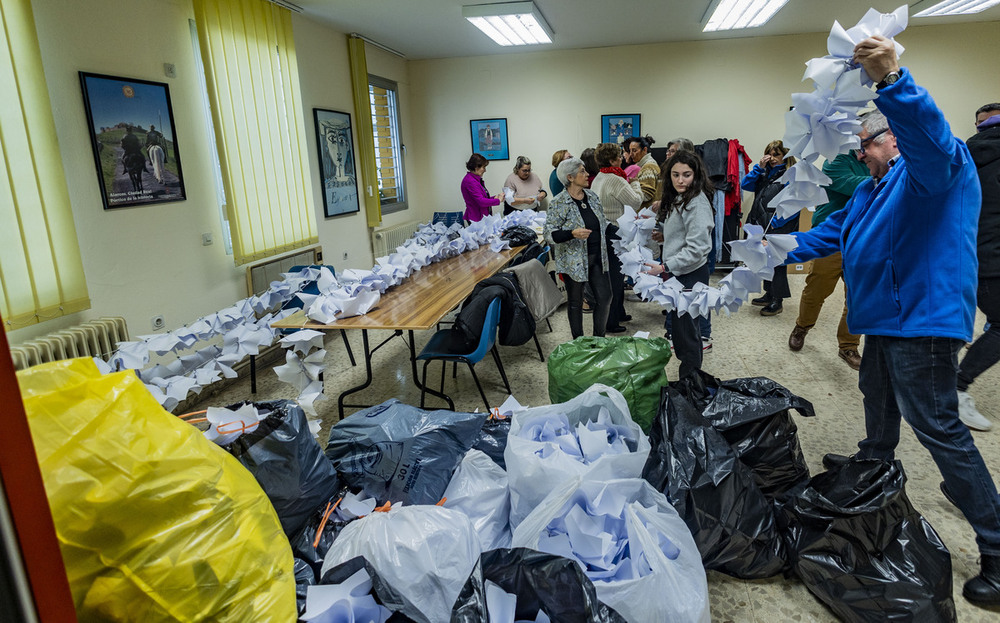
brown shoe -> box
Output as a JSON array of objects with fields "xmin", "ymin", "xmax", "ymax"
[
  {"xmin": 788, "ymin": 325, "xmax": 808, "ymax": 351},
  {"xmin": 838, "ymin": 349, "xmax": 862, "ymax": 371}
]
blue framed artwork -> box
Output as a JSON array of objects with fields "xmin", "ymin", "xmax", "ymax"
[
  {"xmin": 79, "ymin": 72, "xmax": 186, "ymax": 210},
  {"xmin": 470, "ymin": 118, "xmax": 509, "ymax": 161},
  {"xmin": 313, "ymin": 108, "xmax": 361, "ymax": 218},
  {"xmin": 601, "ymin": 113, "xmax": 641, "ymax": 146}
]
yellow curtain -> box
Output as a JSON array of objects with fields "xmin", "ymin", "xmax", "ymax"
[
  {"xmin": 0, "ymin": 0, "xmax": 90, "ymax": 330},
  {"xmin": 348, "ymin": 36, "xmax": 382, "ymax": 228},
  {"xmin": 192, "ymin": 0, "xmax": 318, "ymax": 266}
]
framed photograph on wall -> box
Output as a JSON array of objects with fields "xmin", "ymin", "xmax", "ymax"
[
  {"xmin": 601, "ymin": 113, "xmax": 641, "ymax": 146},
  {"xmin": 313, "ymin": 108, "xmax": 361, "ymax": 218},
  {"xmin": 470, "ymin": 118, "xmax": 509, "ymax": 161},
  {"xmin": 79, "ymin": 72, "xmax": 186, "ymax": 210}
]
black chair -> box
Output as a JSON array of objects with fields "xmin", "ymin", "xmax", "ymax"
[{"xmin": 416, "ymin": 297, "xmax": 510, "ymax": 411}]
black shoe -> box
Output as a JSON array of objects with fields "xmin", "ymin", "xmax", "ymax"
[
  {"xmin": 661, "ymin": 309, "xmax": 668, "ymax": 316},
  {"xmin": 964, "ymin": 555, "xmax": 1000, "ymax": 607},
  {"xmin": 751, "ymin": 295, "xmax": 772, "ymax": 306},
  {"xmin": 940, "ymin": 481, "xmax": 959, "ymax": 507},
  {"xmin": 622, "ymin": 314, "xmax": 632, "ymax": 322},
  {"xmin": 606, "ymin": 325, "xmax": 627, "ymax": 333},
  {"xmin": 760, "ymin": 301, "xmax": 783, "ymax": 316},
  {"xmin": 822, "ymin": 453, "xmax": 854, "ymax": 470}
]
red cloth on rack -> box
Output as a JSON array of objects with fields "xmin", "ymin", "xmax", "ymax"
[{"xmin": 725, "ymin": 139, "xmax": 751, "ymax": 216}]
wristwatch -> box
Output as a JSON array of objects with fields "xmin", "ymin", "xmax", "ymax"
[{"xmin": 876, "ymin": 71, "xmax": 901, "ymax": 90}]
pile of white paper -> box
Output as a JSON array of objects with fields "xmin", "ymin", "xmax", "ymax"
[
  {"xmin": 485, "ymin": 581, "xmax": 551, "ymax": 623},
  {"xmin": 300, "ymin": 568, "xmax": 392, "ymax": 623},
  {"xmin": 519, "ymin": 407, "xmax": 638, "ymax": 465}
]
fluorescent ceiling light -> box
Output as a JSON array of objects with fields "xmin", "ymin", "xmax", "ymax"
[
  {"xmin": 703, "ymin": 0, "xmax": 791, "ymax": 32},
  {"xmin": 914, "ymin": 0, "xmax": 1000, "ymax": 17},
  {"xmin": 463, "ymin": 2, "xmax": 553, "ymax": 46}
]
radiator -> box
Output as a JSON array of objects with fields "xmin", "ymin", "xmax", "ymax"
[
  {"xmin": 246, "ymin": 245, "xmax": 322, "ymax": 296},
  {"xmin": 371, "ymin": 221, "xmax": 421, "ymax": 257},
  {"xmin": 9, "ymin": 317, "xmax": 128, "ymax": 371}
]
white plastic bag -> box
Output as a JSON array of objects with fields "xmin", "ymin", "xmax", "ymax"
[
  {"xmin": 319, "ymin": 505, "xmax": 481, "ymax": 623},
  {"xmin": 512, "ymin": 478, "xmax": 709, "ymax": 623},
  {"xmin": 505, "ymin": 384, "xmax": 651, "ymax": 527},
  {"xmin": 443, "ymin": 449, "xmax": 512, "ymax": 551}
]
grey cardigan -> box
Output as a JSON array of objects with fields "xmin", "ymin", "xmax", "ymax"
[
  {"xmin": 660, "ymin": 192, "xmax": 714, "ymax": 276},
  {"xmin": 544, "ymin": 189, "xmax": 610, "ymax": 282}
]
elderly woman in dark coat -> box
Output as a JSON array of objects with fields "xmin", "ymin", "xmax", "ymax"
[{"xmin": 544, "ymin": 157, "xmax": 613, "ymax": 339}]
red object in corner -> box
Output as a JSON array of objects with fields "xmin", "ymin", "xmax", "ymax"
[{"xmin": 0, "ymin": 321, "xmax": 78, "ymax": 622}]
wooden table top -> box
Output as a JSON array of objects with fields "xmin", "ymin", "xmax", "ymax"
[{"xmin": 272, "ymin": 245, "xmax": 523, "ymax": 332}]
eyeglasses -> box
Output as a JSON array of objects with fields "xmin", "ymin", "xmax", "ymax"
[{"xmin": 858, "ymin": 128, "xmax": 888, "ymax": 155}]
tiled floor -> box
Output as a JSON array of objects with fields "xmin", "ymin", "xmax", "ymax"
[{"xmin": 195, "ymin": 272, "xmax": 1000, "ymax": 622}]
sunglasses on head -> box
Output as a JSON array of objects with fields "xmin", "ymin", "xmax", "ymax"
[{"xmin": 859, "ymin": 128, "xmax": 889, "ymax": 155}]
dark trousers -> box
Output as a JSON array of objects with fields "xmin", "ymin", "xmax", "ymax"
[
  {"xmin": 564, "ymin": 253, "xmax": 612, "ymax": 339},
  {"xmin": 720, "ymin": 212, "xmax": 742, "ymax": 264},
  {"xmin": 668, "ymin": 263, "xmax": 710, "ymax": 379},
  {"xmin": 958, "ymin": 276, "xmax": 1000, "ymax": 391},
  {"xmin": 606, "ymin": 241, "xmax": 627, "ymax": 329},
  {"xmin": 857, "ymin": 335, "xmax": 1000, "ymax": 554},
  {"xmin": 763, "ymin": 264, "xmax": 790, "ymax": 300}
]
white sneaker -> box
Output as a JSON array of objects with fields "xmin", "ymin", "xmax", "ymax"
[
  {"xmin": 702, "ymin": 337, "xmax": 713, "ymax": 352},
  {"xmin": 958, "ymin": 390, "xmax": 992, "ymax": 431}
]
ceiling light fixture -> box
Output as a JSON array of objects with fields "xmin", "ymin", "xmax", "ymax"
[
  {"xmin": 703, "ymin": 0, "xmax": 791, "ymax": 32},
  {"xmin": 914, "ymin": 0, "xmax": 1000, "ymax": 17},
  {"xmin": 463, "ymin": 2, "xmax": 553, "ymax": 46}
]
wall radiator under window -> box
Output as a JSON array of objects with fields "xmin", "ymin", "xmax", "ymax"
[
  {"xmin": 9, "ymin": 317, "xmax": 128, "ymax": 371},
  {"xmin": 371, "ymin": 221, "xmax": 421, "ymax": 258}
]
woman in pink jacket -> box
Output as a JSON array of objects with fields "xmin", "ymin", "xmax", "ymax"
[{"xmin": 461, "ymin": 153, "xmax": 504, "ymax": 222}]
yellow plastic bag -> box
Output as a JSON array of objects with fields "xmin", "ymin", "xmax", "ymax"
[{"xmin": 17, "ymin": 359, "xmax": 297, "ymax": 622}]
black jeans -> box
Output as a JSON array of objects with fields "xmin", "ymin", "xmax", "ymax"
[
  {"xmin": 564, "ymin": 252, "xmax": 612, "ymax": 339},
  {"xmin": 763, "ymin": 264, "xmax": 790, "ymax": 301},
  {"xmin": 668, "ymin": 263, "xmax": 711, "ymax": 379},
  {"xmin": 958, "ymin": 276, "xmax": 1000, "ymax": 391}
]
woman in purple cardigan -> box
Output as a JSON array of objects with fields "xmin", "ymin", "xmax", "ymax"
[{"xmin": 461, "ymin": 153, "xmax": 504, "ymax": 222}]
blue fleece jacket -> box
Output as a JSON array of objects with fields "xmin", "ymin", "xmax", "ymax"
[{"xmin": 787, "ymin": 68, "xmax": 981, "ymax": 341}]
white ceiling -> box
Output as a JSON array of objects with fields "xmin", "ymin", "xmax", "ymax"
[{"xmin": 290, "ymin": 0, "xmax": 1000, "ymax": 60}]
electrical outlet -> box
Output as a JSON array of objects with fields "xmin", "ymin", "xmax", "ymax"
[
  {"xmin": 151, "ymin": 315, "xmax": 166, "ymax": 331},
  {"xmin": 202, "ymin": 233, "xmax": 214, "ymax": 246},
  {"xmin": 343, "ymin": 251, "xmax": 349, "ymax": 260},
  {"xmin": 164, "ymin": 63, "xmax": 176, "ymax": 78}
]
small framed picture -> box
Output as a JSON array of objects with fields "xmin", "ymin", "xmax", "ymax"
[
  {"xmin": 313, "ymin": 108, "xmax": 361, "ymax": 218},
  {"xmin": 79, "ymin": 72, "xmax": 186, "ymax": 209},
  {"xmin": 601, "ymin": 114, "xmax": 641, "ymax": 145},
  {"xmin": 470, "ymin": 118, "xmax": 509, "ymax": 161}
]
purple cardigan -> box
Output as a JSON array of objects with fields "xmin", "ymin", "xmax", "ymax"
[{"xmin": 461, "ymin": 171, "xmax": 499, "ymax": 222}]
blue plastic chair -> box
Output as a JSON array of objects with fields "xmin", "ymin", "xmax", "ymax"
[
  {"xmin": 432, "ymin": 211, "xmax": 464, "ymax": 227},
  {"xmin": 416, "ymin": 297, "xmax": 511, "ymax": 410}
]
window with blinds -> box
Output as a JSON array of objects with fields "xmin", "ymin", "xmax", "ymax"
[{"xmin": 368, "ymin": 75, "xmax": 407, "ymax": 213}]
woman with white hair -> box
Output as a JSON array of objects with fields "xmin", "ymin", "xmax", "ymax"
[{"xmin": 544, "ymin": 157, "xmax": 613, "ymax": 338}]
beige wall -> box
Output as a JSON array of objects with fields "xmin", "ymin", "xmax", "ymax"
[
  {"xmin": 12, "ymin": 3, "xmax": 998, "ymax": 344},
  {"xmin": 407, "ymin": 21, "xmax": 1000, "ymax": 211}
]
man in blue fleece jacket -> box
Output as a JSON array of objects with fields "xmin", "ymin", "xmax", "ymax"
[{"xmin": 787, "ymin": 35, "xmax": 1000, "ymax": 607}]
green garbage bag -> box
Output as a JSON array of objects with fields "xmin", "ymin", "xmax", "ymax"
[{"xmin": 548, "ymin": 336, "xmax": 671, "ymax": 433}]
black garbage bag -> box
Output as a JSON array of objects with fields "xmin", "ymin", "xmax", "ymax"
[
  {"xmin": 319, "ymin": 556, "xmax": 421, "ymax": 622},
  {"xmin": 289, "ymin": 487, "xmax": 357, "ymax": 578},
  {"xmin": 471, "ymin": 415, "xmax": 511, "ymax": 470},
  {"xmin": 685, "ymin": 371, "xmax": 815, "ymax": 501},
  {"xmin": 643, "ymin": 383, "xmax": 789, "ymax": 579},
  {"xmin": 293, "ymin": 558, "xmax": 315, "ymax": 615},
  {"xmin": 325, "ymin": 399, "xmax": 487, "ymax": 505},
  {"xmin": 220, "ymin": 399, "xmax": 341, "ymax": 537},
  {"xmin": 782, "ymin": 460, "xmax": 956, "ymax": 622},
  {"xmin": 451, "ymin": 548, "xmax": 626, "ymax": 623},
  {"xmin": 500, "ymin": 225, "xmax": 537, "ymax": 247}
]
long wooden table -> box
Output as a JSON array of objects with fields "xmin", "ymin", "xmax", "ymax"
[{"xmin": 273, "ymin": 244, "xmax": 523, "ymax": 417}]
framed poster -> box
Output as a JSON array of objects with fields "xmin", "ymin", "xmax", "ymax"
[
  {"xmin": 601, "ymin": 113, "xmax": 641, "ymax": 146},
  {"xmin": 313, "ymin": 108, "xmax": 361, "ymax": 218},
  {"xmin": 470, "ymin": 118, "xmax": 509, "ymax": 161},
  {"xmin": 79, "ymin": 72, "xmax": 186, "ymax": 209}
]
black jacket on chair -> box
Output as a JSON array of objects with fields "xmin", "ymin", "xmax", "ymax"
[{"xmin": 453, "ymin": 273, "xmax": 535, "ymax": 349}]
